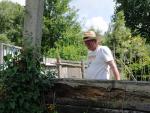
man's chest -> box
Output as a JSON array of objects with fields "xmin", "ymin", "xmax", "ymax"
[{"xmin": 88, "ymin": 51, "xmax": 104, "ymax": 65}]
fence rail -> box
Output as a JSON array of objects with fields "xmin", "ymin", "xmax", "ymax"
[
  {"xmin": 0, "ymin": 43, "xmax": 21, "ymax": 64},
  {"xmin": 41, "ymin": 57, "xmax": 86, "ymax": 79}
]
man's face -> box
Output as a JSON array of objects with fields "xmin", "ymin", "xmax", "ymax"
[{"xmin": 84, "ymin": 39, "xmax": 98, "ymax": 51}]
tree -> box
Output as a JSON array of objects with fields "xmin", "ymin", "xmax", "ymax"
[
  {"xmin": 0, "ymin": 0, "xmax": 87, "ymax": 60},
  {"xmin": 42, "ymin": 0, "xmax": 83, "ymax": 53},
  {"xmin": 0, "ymin": 1, "xmax": 24, "ymax": 45},
  {"xmin": 105, "ymin": 11, "xmax": 150, "ymax": 80},
  {"xmin": 42, "ymin": 0, "xmax": 87, "ymax": 60},
  {"xmin": 115, "ymin": 0, "xmax": 150, "ymax": 43},
  {"xmin": 46, "ymin": 26, "xmax": 87, "ymax": 61}
]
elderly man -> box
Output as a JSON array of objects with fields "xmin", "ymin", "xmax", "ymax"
[{"xmin": 83, "ymin": 31, "xmax": 120, "ymax": 80}]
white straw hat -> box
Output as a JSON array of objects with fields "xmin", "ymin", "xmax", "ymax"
[{"xmin": 83, "ymin": 31, "xmax": 97, "ymax": 41}]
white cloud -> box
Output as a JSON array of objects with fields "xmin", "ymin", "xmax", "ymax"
[
  {"xmin": 84, "ymin": 16, "xmax": 109, "ymax": 34},
  {"xmin": 70, "ymin": 0, "xmax": 115, "ymax": 22}
]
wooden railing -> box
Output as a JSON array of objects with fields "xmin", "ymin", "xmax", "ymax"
[
  {"xmin": 41, "ymin": 57, "xmax": 86, "ymax": 79},
  {"xmin": 0, "ymin": 43, "xmax": 21, "ymax": 64},
  {"xmin": 44, "ymin": 79, "xmax": 150, "ymax": 113}
]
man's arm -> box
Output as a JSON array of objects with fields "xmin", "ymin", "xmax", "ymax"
[{"xmin": 107, "ymin": 60, "xmax": 120, "ymax": 80}]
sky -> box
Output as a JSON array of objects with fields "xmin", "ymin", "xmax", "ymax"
[
  {"xmin": 70, "ymin": 0, "xmax": 115, "ymax": 34},
  {"xmin": 0, "ymin": 0, "xmax": 115, "ymax": 34}
]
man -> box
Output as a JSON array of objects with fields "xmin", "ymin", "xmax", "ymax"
[{"xmin": 83, "ymin": 31, "xmax": 120, "ymax": 80}]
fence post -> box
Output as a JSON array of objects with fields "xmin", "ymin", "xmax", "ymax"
[
  {"xmin": 57, "ymin": 57, "xmax": 62, "ymax": 78},
  {"xmin": 81, "ymin": 60, "xmax": 85, "ymax": 78},
  {"xmin": 0, "ymin": 43, "xmax": 3, "ymax": 64}
]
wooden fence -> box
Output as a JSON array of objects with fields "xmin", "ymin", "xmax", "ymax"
[
  {"xmin": 0, "ymin": 43, "xmax": 21, "ymax": 64},
  {"xmin": 41, "ymin": 57, "xmax": 86, "ymax": 79},
  {"xmin": 44, "ymin": 79, "xmax": 150, "ymax": 113}
]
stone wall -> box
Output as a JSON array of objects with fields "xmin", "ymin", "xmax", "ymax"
[{"xmin": 45, "ymin": 79, "xmax": 150, "ymax": 113}]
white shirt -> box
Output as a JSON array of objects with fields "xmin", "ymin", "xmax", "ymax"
[{"xmin": 85, "ymin": 45, "xmax": 114, "ymax": 80}]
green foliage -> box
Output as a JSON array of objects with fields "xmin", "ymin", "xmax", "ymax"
[
  {"xmin": 0, "ymin": 49, "xmax": 55, "ymax": 113},
  {"xmin": 0, "ymin": 0, "xmax": 24, "ymax": 45},
  {"xmin": 46, "ymin": 27, "xmax": 87, "ymax": 60},
  {"xmin": 105, "ymin": 11, "xmax": 150, "ymax": 80},
  {"xmin": 48, "ymin": 44, "xmax": 87, "ymax": 61},
  {"xmin": 42, "ymin": 0, "xmax": 84, "ymax": 55},
  {"xmin": 0, "ymin": 34, "xmax": 11, "ymax": 43},
  {"xmin": 0, "ymin": 0, "xmax": 86, "ymax": 61},
  {"xmin": 42, "ymin": 0, "xmax": 87, "ymax": 60},
  {"xmin": 115, "ymin": 0, "xmax": 150, "ymax": 43}
]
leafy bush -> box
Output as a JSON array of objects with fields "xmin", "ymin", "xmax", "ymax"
[
  {"xmin": 0, "ymin": 49, "xmax": 55, "ymax": 113},
  {"xmin": 47, "ymin": 45, "xmax": 87, "ymax": 61},
  {"xmin": 0, "ymin": 34, "xmax": 11, "ymax": 43}
]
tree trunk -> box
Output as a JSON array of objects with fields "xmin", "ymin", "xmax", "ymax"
[{"xmin": 23, "ymin": 0, "xmax": 44, "ymax": 55}]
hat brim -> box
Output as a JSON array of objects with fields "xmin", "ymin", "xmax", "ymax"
[{"xmin": 83, "ymin": 37, "xmax": 97, "ymax": 41}]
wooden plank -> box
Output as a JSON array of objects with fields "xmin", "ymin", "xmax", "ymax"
[{"xmin": 45, "ymin": 79, "xmax": 150, "ymax": 113}]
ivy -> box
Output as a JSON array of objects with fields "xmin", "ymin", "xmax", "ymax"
[{"xmin": 0, "ymin": 49, "xmax": 55, "ymax": 113}]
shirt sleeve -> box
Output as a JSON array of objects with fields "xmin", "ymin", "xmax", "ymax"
[{"xmin": 101, "ymin": 46, "xmax": 114, "ymax": 62}]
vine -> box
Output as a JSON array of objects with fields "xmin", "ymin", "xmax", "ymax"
[{"xmin": 0, "ymin": 49, "xmax": 55, "ymax": 113}]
